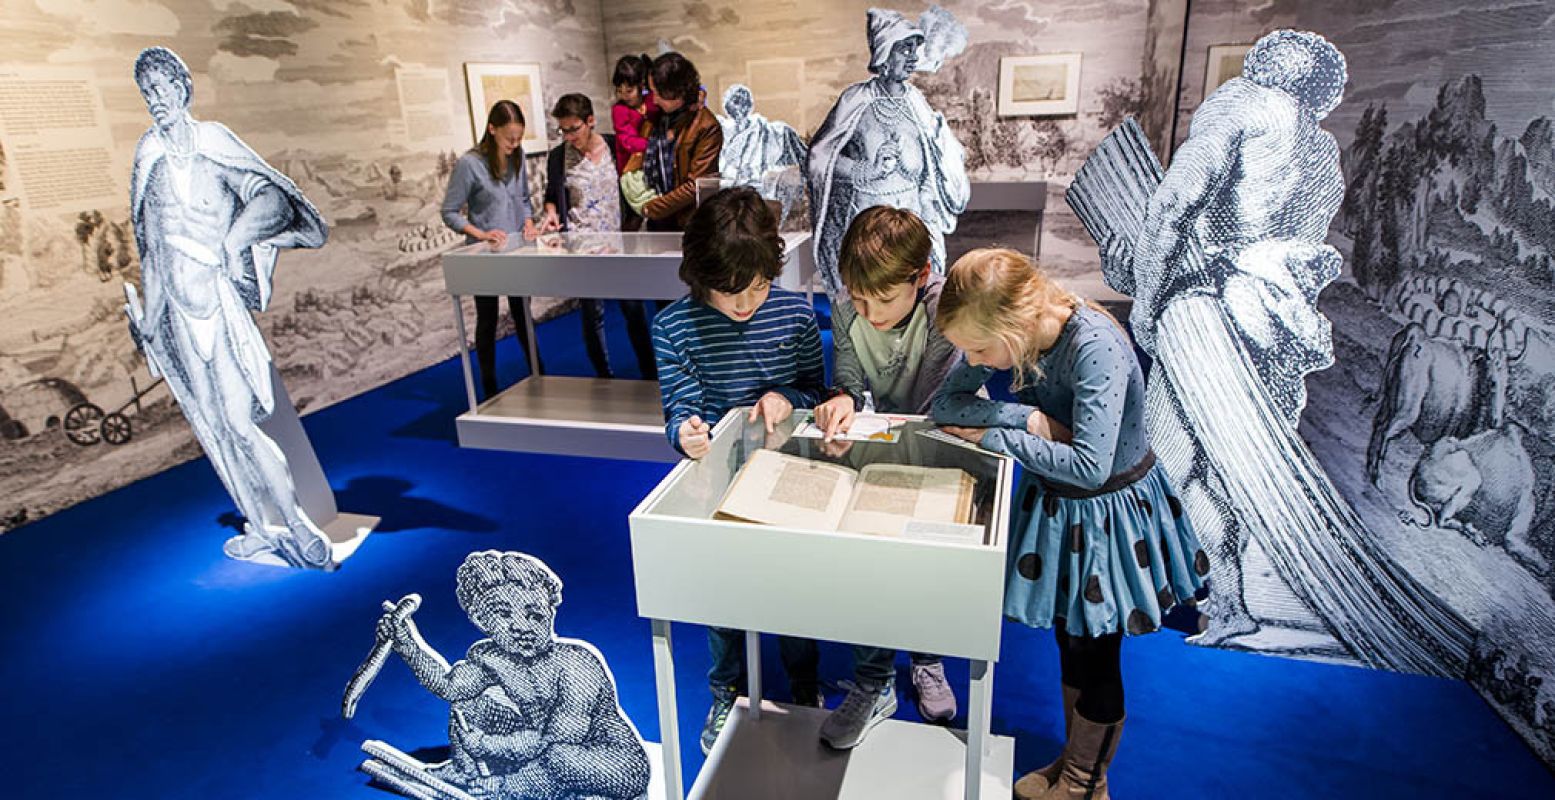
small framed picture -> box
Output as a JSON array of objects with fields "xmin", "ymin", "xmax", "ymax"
[
  {"xmin": 998, "ymin": 53, "xmax": 1083, "ymax": 117},
  {"xmin": 463, "ymin": 62, "xmax": 547, "ymax": 154},
  {"xmin": 1204, "ymin": 44, "xmax": 1253, "ymax": 99}
]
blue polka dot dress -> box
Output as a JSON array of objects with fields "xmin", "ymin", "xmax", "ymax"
[{"xmin": 932, "ymin": 305, "xmax": 1207, "ymax": 637}]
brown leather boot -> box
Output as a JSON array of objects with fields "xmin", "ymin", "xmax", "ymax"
[
  {"xmin": 1033, "ymin": 712, "xmax": 1123, "ymax": 800},
  {"xmin": 1013, "ymin": 684, "xmax": 1080, "ymax": 799}
]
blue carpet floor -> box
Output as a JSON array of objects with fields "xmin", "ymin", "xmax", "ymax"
[{"xmin": 1, "ymin": 302, "xmax": 1551, "ymax": 799}]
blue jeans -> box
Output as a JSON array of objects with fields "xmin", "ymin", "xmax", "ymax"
[
  {"xmin": 708, "ymin": 627, "xmax": 818, "ymax": 696},
  {"xmin": 854, "ymin": 646, "xmax": 942, "ymax": 687}
]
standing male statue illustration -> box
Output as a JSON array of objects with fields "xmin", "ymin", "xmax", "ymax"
[{"xmin": 126, "ymin": 47, "xmax": 335, "ymax": 569}]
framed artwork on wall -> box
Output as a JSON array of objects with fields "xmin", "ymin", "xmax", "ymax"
[
  {"xmin": 1204, "ymin": 44, "xmax": 1253, "ymax": 99},
  {"xmin": 997, "ymin": 53, "xmax": 1082, "ymax": 117},
  {"xmin": 463, "ymin": 62, "xmax": 547, "ymax": 154}
]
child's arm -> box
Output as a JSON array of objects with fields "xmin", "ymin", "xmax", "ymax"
[
  {"xmin": 828, "ymin": 301, "xmax": 868, "ymax": 406},
  {"xmin": 930, "ymin": 357, "xmax": 1039, "ymax": 428},
  {"xmin": 979, "ymin": 337, "xmax": 1127, "ymax": 490},
  {"xmin": 910, "ymin": 319, "xmax": 962, "ymax": 414},
  {"xmin": 461, "ymin": 649, "xmax": 614, "ymax": 765},
  {"xmin": 768, "ymin": 308, "xmax": 828, "ymax": 410},
  {"xmin": 380, "ymin": 615, "xmax": 488, "ymax": 703},
  {"xmin": 613, "ymin": 104, "xmax": 649, "ymax": 155},
  {"xmin": 652, "ymin": 308, "xmax": 706, "ymax": 454}
]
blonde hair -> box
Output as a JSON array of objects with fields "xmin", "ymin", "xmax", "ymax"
[{"xmin": 937, "ymin": 248, "xmax": 1082, "ymax": 391}]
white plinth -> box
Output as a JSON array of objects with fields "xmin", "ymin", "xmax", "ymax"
[
  {"xmin": 453, "ymin": 376, "xmax": 678, "ymax": 462},
  {"xmin": 690, "ymin": 700, "xmax": 1014, "ymax": 800},
  {"xmin": 241, "ymin": 511, "xmax": 379, "ymax": 569}
]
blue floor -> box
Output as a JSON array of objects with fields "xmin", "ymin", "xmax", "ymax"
[{"xmin": 1, "ymin": 303, "xmax": 1551, "ymax": 799}]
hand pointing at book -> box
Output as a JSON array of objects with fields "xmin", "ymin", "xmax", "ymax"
[
  {"xmin": 678, "ymin": 415, "xmax": 711, "ymax": 459},
  {"xmin": 748, "ymin": 392, "xmax": 794, "ymax": 435}
]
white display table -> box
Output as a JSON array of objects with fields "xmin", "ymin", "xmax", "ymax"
[
  {"xmin": 440, "ymin": 231, "xmax": 815, "ymax": 462},
  {"xmin": 628, "ymin": 411, "xmax": 1016, "ymax": 799},
  {"xmin": 966, "ymin": 180, "xmax": 1048, "ymax": 257}
]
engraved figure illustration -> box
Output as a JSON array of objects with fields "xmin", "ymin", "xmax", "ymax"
[
  {"xmin": 125, "ymin": 47, "xmax": 334, "ymax": 569},
  {"xmin": 806, "ymin": 5, "xmax": 969, "ymax": 298},
  {"xmin": 1067, "ymin": 30, "xmax": 1475, "ymax": 673},
  {"xmin": 716, "ymin": 84, "xmax": 806, "ymax": 190},
  {"xmin": 351, "ymin": 551, "xmax": 651, "ymax": 800}
]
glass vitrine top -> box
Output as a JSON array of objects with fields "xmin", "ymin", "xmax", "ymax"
[
  {"xmin": 450, "ymin": 231, "xmax": 687, "ymax": 258},
  {"xmin": 640, "ymin": 408, "xmax": 1010, "ymax": 547}
]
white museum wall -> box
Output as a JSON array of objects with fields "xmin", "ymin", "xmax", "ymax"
[
  {"xmin": 1171, "ymin": 0, "xmax": 1555, "ymax": 766},
  {"xmin": 0, "ymin": 0, "xmax": 612, "ymax": 529}
]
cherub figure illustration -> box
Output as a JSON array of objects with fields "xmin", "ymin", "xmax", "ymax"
[{"xmin": 355, "ymin": 551, "xmax": 650, "ymax": 800}]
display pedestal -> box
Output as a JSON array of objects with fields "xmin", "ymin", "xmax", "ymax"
[
  {"xmin": 441, "ymin": 232, "xmax": 814, "ymax": 462},
  {"xmin": 454, "ymin": 375, "xmax": 676, "ymax": 462},
  {"xmin": 966, "ymin": 180, "xmax": 1048, "ymax": 256},
  {"xmin": 691, "ymin": 700, "xmax": 1013, "ymax": 800},
  {"xmin": 241, "ymin": 513, "xmax": 379, "ymax": 570},
  {"xmin": 630, "ymin": 411, "xmax": 1016, "ymax": 800}
]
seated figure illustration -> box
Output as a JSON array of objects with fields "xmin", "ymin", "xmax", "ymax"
[{"xmin": 357, "ymin": 551, "xmax": 651, "ymax": 800}]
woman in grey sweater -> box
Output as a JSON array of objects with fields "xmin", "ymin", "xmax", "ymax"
[{"xmin": 442, "ymin": 99, "xmax": 541, "ymax": 397}]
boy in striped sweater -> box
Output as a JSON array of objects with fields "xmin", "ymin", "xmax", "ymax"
[{"xmin": 651, "ymin": 187, "xmax": 825, "ymax": 754}]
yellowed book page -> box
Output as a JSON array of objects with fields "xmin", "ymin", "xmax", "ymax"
[
  {"xmin": 714, "ymin": 448, "xmax": 856, "ymax": 531},
  {"xmin": 839, "ymin": 464, "xmax": 974, "ymax": 537}
]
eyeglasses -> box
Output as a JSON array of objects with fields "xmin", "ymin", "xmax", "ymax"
[{"xmin": 558, "ymin": 122, "xmax": 586, "ymax": 135}]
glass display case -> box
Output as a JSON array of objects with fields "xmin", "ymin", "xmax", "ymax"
[
  {"xmin": 630, "ymin": 409, "xmax": 1016, "ymax": 800},
  {"xmin": 439, "ymin": 230, "xmax": 815, "ymax": 462}
]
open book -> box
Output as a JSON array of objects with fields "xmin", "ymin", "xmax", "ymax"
[{"xmin": 714, "ymin": 449, "xmax": 979, "ymax": 542}]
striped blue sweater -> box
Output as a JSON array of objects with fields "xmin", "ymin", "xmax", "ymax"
[{"xmin": 652, "ymin": 289, "xmax": 827, "ymax": 450}]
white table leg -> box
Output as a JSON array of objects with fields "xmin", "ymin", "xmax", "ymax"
[
  {"xmin": 651, "ymin": 619, "xmax": 684, "ymax": 800},
  {"xmin": 745, "ymin": 630, "xmax": 762, "ymax": 721},
  {"xmin": 519, "ymin": 296, "xmax": 541, "ymax": 376},
  {"xmin": 450, "ymin": 295, "xmax": 477, "ymax": 413},
  {"xmin": 965, "ymin": 658, "xmax": 993, "ymax": 800}
]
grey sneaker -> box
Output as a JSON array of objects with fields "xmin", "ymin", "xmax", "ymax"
[
  {"xmin": 819, "ymin": 679, "xmax": 897, "ymax": 750},
  {"xmin": 911, "ymin": 661, "xmax": 957, "ymax": 724},
  {"xmin": 701, "ymin": 686, "xmax": 738, "ymax": 755}
]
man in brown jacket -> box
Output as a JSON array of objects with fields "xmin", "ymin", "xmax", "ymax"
[{"xmin": 621, "ymin": 52, "xmax": 723, "ymax": 231}]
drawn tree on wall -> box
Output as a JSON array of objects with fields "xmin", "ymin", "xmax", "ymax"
[{"xmin": 74, "ymin": 211, "xmax": 104, "ymax": 275}]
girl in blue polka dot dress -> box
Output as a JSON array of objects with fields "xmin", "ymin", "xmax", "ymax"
[{"xmin": 931, "ymin": 248, "xmax": 1206, "ymax": 800}]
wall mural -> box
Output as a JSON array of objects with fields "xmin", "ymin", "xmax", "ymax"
[
  {"xmin": 1144, "ymin": 0, "xmax": 1555, "ymax": 766},
  {"xmin": 0, "ymin": 0, "xmax": 609, "ymax": 532},
  {"xmin": 346, "ymin": 551, "xmax": 653, "ymax": 800},
  {"xmin": 603, "ymin": 0, "xmax": 1168, "ymax": 291}
]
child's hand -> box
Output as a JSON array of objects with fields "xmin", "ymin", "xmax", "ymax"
[
  {"xmin": 540, "ymin": 209, "xmax": 561, "ymax": 233},
  {"xmin": 678, "ymin": 415, "xmax": 711, "ymax": 459},
  {"xmin": 748, "ymin": 392, "xmax": 793, "ymax": 434},
  {"xmin": 815, "ymin": 394, "xmax": 855, "ymax": 441},
  {"xmin": 1026, "ymin": 410, "xmax": 1073, "ymax": 443},
  {"xmin": 376, "ymin": 610, "xmax": 413, "ymax": 650},
  {"xmin": 521, "ymin": 219, "xmax": 540, "ymax": 241},
  {"xmin": 940, "ymin": 424, "xmax": 987, "ymax": 446}
]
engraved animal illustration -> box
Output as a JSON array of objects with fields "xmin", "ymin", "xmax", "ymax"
[
  {"xmin": 1405, "ymin": 424, "xmax": 1547, "ymax": 574},
  {"xmin": 1367, "ymin": 321, "xmax": 1509, "ymax": 484}
]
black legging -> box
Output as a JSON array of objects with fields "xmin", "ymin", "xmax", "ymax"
[
  {"xmin": 474, "ymin": 295, "xmax": 541, "ymax": 397},
  {"xmin": 1055, "ymin": 628, "xmax": 1125, "ymax": 724}
]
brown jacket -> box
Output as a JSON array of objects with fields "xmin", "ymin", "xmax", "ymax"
[{"xmin": 624, "ymin": 104, "xmax": 723, "ymax": 228}]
